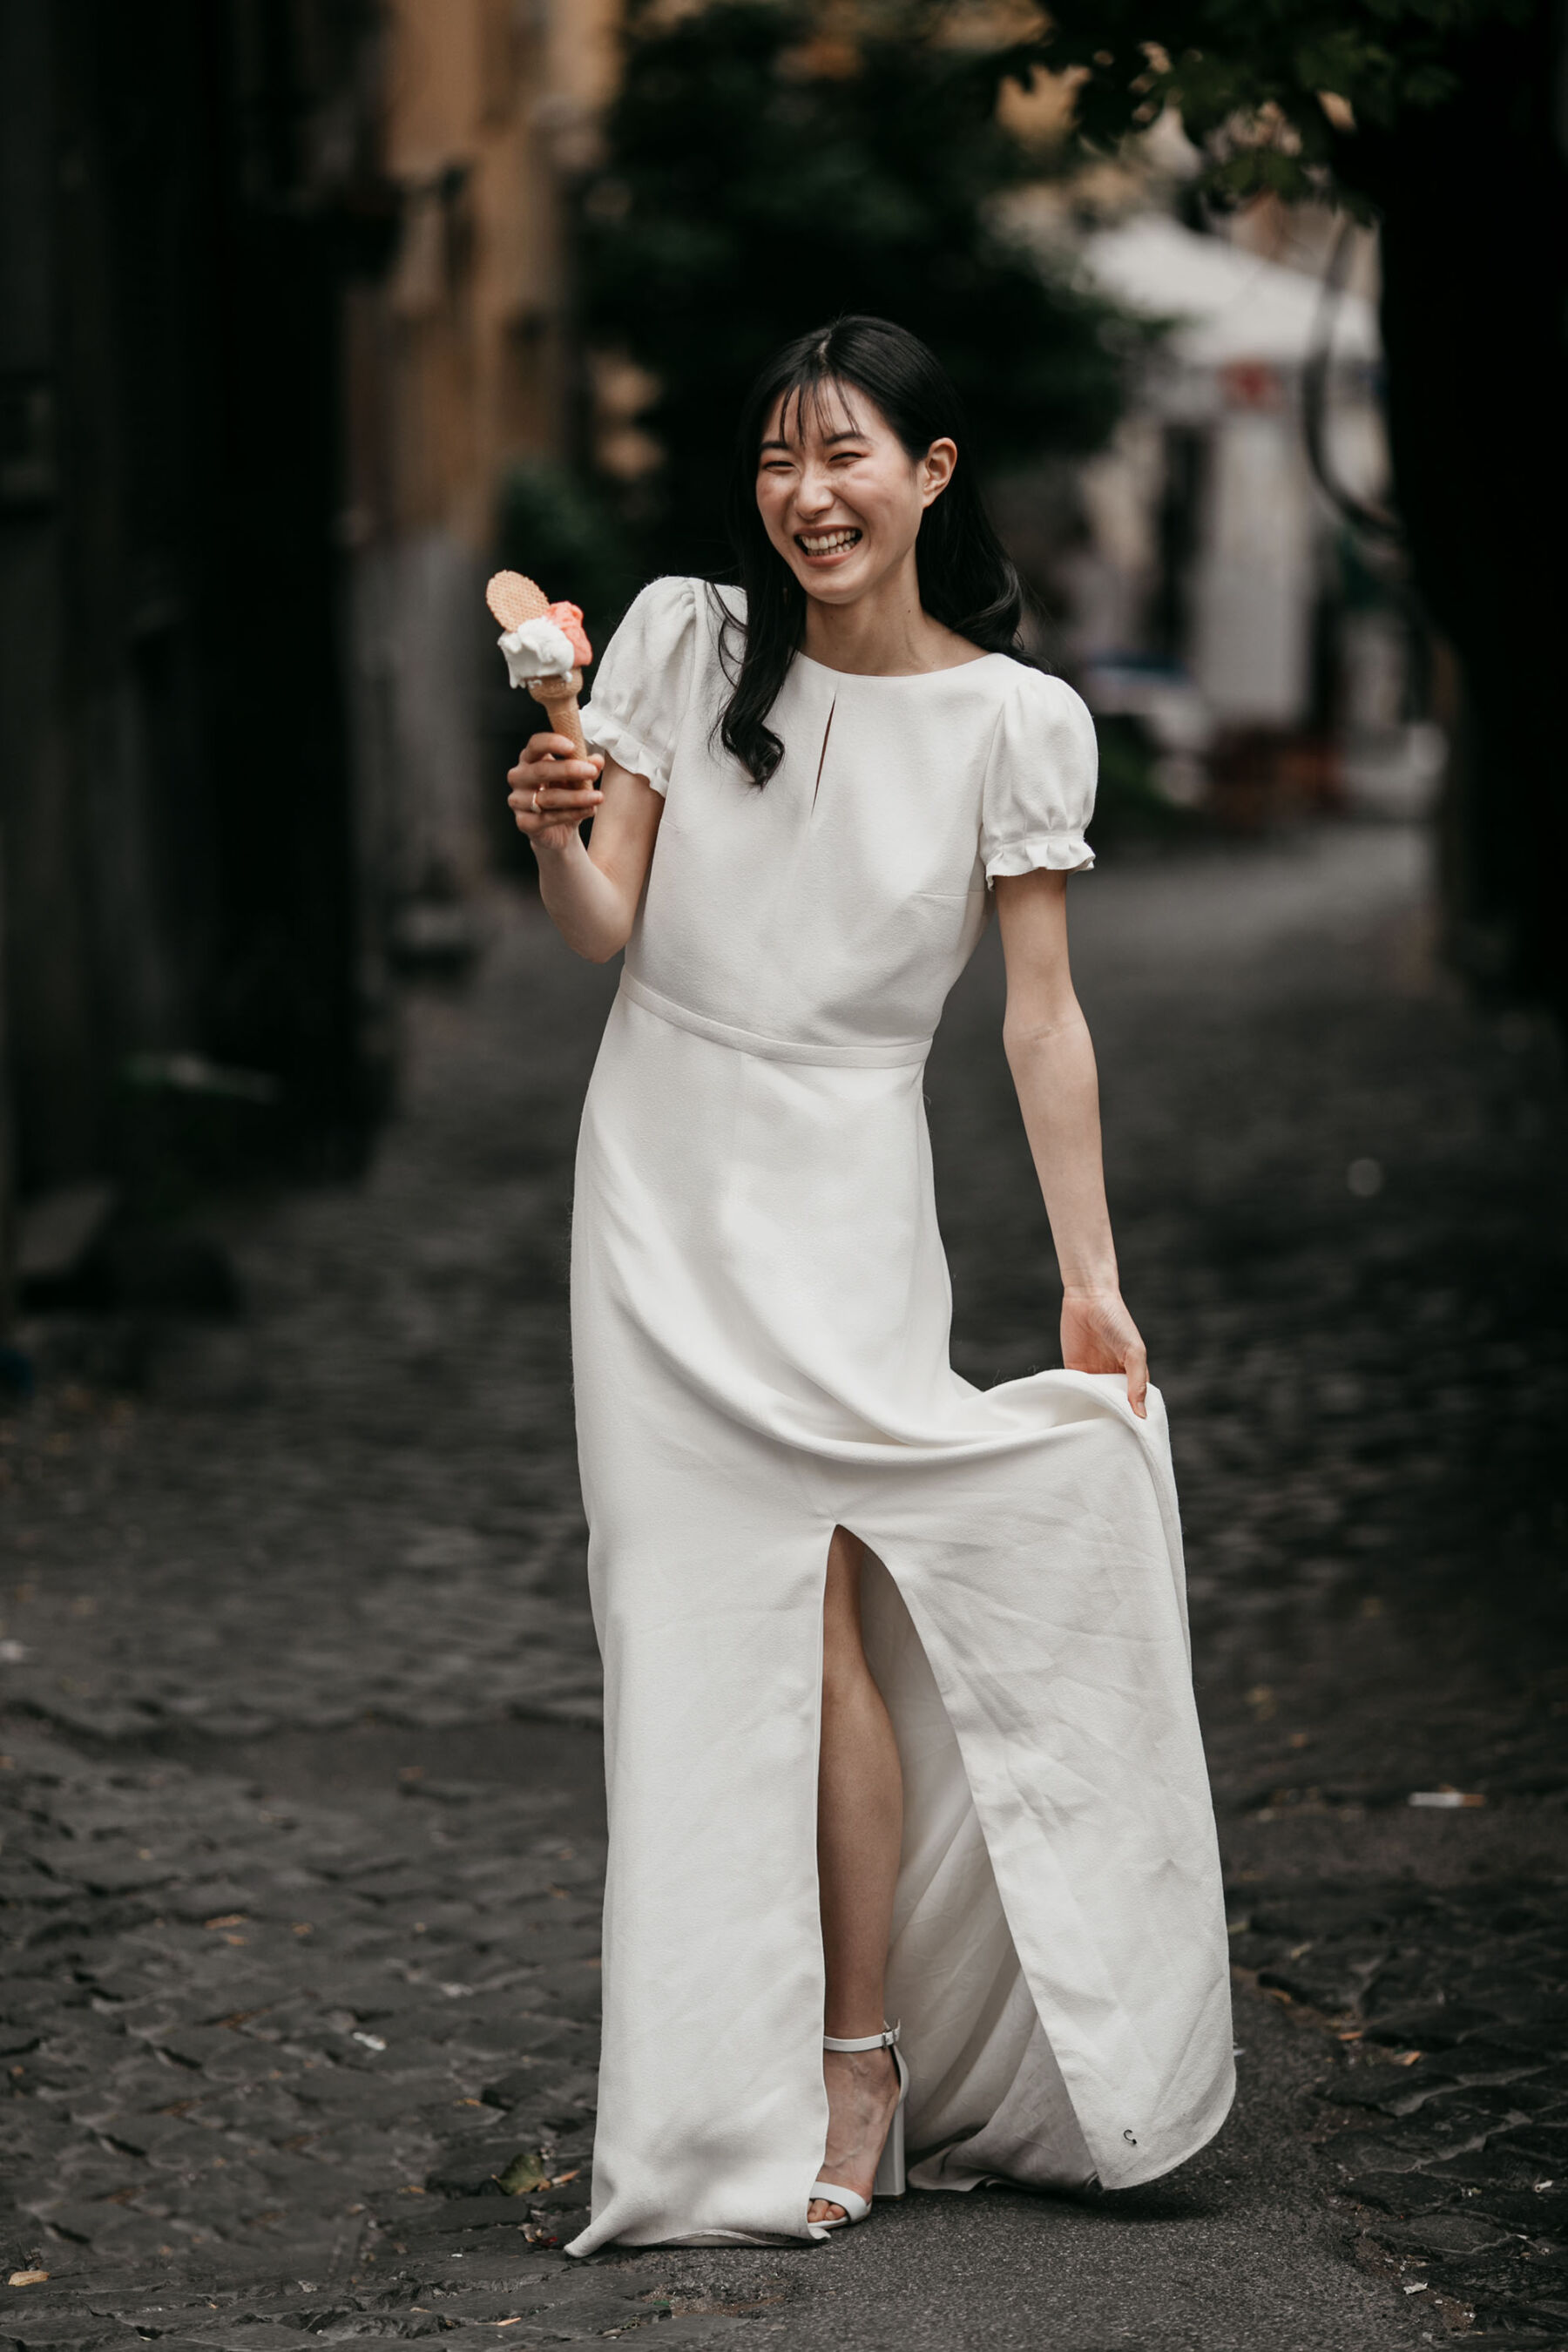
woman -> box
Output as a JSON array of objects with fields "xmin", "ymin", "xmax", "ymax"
[{"xmin": 506, "ymin": 318, "xmax": 1233, "ymax": 2254}]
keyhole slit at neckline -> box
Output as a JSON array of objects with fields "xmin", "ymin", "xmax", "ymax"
[{"xmin": 812, "ymin": 700, "xmax": 837, "ymax": 812}]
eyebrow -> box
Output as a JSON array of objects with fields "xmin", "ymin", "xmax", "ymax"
[{"xmin": 758, "ymin": 428, "xmax": 868, "ymax": 453}]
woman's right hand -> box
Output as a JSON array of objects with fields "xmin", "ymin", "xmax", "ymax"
[{"xmin": 507, "ymin": 733, "xmax": 605, "ymax": 854}]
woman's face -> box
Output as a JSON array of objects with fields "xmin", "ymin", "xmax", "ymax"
[{"xmin": 754, "ymin": 381, "xmax": 956, "ymax": 606}]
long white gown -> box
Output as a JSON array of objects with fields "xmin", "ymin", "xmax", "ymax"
[{"xmin": 565, "ymin": 577, "xmax": 1233, "ymax": 2254}]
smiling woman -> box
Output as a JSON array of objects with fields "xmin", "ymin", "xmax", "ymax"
[
  {"xmin": 757, "ymin": 379, "xmax": 955, "ymax": 585},
  {"xmin": 503, "ymin": 316, "xmax": 1233, "ymax": 2256},
  {"xmin": 719, "ymin": 322, "xmax": 1035, "ymax": 787}
]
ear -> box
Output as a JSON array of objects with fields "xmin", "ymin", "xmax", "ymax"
[{"xmin": 921, "ymin": 437, "xmax": 958, "ymax": 508}]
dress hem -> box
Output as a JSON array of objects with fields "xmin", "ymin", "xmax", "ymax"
[{"xmin": 564, "ymin": 2074, "xmax": 1236, "ymax": 2256}]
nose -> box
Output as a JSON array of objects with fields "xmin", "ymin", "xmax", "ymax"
[{"xmin": 794, "ymin": 463, "xmax": 835, "ymax": 517}]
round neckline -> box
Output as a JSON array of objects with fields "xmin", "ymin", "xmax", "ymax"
[{"xmin": 793, "ymin": 646, "xmax": 1010, "ymax": 684}]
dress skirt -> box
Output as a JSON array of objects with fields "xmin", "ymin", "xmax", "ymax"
[{"xmin": 566, "ymin": 984, "xmax": 1235, "ymax": 2254}]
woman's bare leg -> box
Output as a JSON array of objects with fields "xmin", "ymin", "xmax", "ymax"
[{"xmin": 809, "ymin": 1525, "xmax": 904, "ymax": 2225}]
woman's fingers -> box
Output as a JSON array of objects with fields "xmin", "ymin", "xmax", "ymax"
[
  {"xmin": 531, "ymin": 732, "xmax": 594, "ymax": 767},
  {"xmin": 1061, "ymin": 1291, "xmax": 1150, "ymax": 1419},
  {"xmin": 506, "ymin": 745, "xmax": 605, "ymax": 837},
  {"xmin": 508, "ymin": 794, "xmax": 602, "ymax": 839},
  {"xmin": 506, "ymin": 747, "xmax": 603, "ymax": 791},
  {"xmin": 505, "ymin": 771, "xmax": 606, "ymax": 800},
  {"xmin": 507, "ymin": 784, "xmax": 603, "ymax": 815}
]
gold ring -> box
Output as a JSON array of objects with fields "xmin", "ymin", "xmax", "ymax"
[{"xmin": 532, "ymin": 788, "xmax": 543, "ymax": 813}]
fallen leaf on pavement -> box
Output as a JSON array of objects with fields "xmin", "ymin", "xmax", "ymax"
[{"xmin": 494, "ymin": 2150, "xmax": 554, "ymax": 2194}]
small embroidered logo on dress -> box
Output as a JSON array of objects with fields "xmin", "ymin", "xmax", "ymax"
[{"xmin": 1123, "ymin": 2129, "xmax": 1138, "ymax": 2144}]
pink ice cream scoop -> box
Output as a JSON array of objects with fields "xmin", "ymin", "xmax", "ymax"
[{"xmin": 544, "ymin": 601, "xmax": 592, "ymax": 667}]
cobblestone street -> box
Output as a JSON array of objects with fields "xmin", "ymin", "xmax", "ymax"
[{"xmin": 2, "ymin": 821, "xmax": 1565, "ymax": 2350}]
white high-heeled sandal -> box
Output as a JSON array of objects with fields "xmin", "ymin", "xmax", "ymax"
[{"xmin": 810, "ymin": 2021, "xmax": 909, "ymax": 2229}]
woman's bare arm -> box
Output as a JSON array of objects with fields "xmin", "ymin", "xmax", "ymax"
[
  {"xmin": 506, "ymin": 733, "xmax": 663, "ymax": 963},
  {"xmin": 994, "ymin": 867, "xmax": 1148, "ymax": 1416}
]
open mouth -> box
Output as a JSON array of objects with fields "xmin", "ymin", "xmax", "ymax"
[{"xmin": 795, "ymin": 528, "xmax": 862, "ymax": 558}]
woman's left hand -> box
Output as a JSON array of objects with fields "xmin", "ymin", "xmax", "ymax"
[{"xmin": 1060, "ymin": 1288, "xmax": 1148, "ymax": 1419}]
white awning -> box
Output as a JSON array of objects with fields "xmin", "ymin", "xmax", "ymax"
[{"xmin": 1081, "ymin": 214, "xmax": 1379, "ymax": 370}]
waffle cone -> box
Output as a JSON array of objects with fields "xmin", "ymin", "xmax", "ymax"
[
  {"xmin": 486, "ymin": 571, "xmax": 549, "ymax": 630},
  {"xmin": 531, "ymin": 674, "xmax": 585, "ymax": 759}
]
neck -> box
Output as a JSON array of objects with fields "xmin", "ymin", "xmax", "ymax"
[{"xmin": 799, "ymin": 549, "xmax": 949, "ymax": 676}]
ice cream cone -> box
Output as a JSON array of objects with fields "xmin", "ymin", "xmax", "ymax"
[
  {"xmin": 486, "ymin": 571, "xmax": 549, "ymax": 632},
  {"xmin": 531, "ymin": 673, "xmax": 586, "ymax": 758},
  {"xmin": 487, "ymin": 571, "xmax": 591, "ymax": 757}
]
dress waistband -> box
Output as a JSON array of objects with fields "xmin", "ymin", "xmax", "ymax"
[{"xmin": 618, "ymin": 975, "xmax": 930, "ymax": 1068}]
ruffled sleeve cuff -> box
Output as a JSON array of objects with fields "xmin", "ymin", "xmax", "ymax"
[
  {"xmin": 979, "ymin": 671, "xmax": 1098, "ymax": 886},
  {"xmin": 579, "ymin": 704, "xmax": 672, "ymax": 797},
  {"xmin": 984, "ymin": 831, "xmax": 1095, "ymax": 883},
  {"xmin": 576, "ymin": 575, "xmax": 702, "ymax": 798}
]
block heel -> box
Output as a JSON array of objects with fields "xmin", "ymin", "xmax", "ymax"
[{"xmin": 811, "ymin": 2022, "xmax": 909, "ymax": 2230}]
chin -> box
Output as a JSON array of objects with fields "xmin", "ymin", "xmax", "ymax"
[{"xmin": 794, "ymin": 561, "xmax": 871, "ymax": 602}]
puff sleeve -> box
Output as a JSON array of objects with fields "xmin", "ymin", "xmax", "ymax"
[
  {"xmin": 579, "ymin": 575, "xmax": 702, "ymax": 797},
  {"xmin": 979, "ymin": 669, "xmax": 1098, "ymax": 882}
]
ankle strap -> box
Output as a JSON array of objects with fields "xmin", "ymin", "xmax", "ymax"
[{"xmin": 823, "ymin": 2020, "xmax": 901, "ymax": 2052}]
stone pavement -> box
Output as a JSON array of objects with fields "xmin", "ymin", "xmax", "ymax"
[{"xmin": 2, "ymin": 821, "xmax": 1565, "ymax": 2349}]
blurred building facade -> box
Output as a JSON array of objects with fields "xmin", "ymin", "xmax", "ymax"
[
  {"xmin": 345, "ymin": 0, "xmax": 618, "ymax": 930},
  {"xmin": 0, "ymin": 0, "xmax": 618, "ymax": 1331},
  {"xmin": 1074, "ymin": 211, "xmax": 1436, "ymax": 821},
  {"xmin": 0, "ymin": 0, "xmax": 399, "ymax": 1329},
  {"xmin": 1004, "ymin": 144, "xmax": 1437, "ymax": 832}
]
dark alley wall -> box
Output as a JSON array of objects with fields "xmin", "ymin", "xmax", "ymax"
[{"xmin": 0, "ymin": 0, "xmax": 392, "ymax": 1288}]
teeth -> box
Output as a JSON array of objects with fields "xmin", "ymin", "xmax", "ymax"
[{"xmin": 799, "ymin": 529, "xmax": 861, "ymax": 554}]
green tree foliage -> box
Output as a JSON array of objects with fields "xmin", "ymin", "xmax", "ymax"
[
  {"xmin": 1035, "ymin": 0, "xmax": 1531, "ymax": 207},
  {"xmin": 579, "ymin": 0, "xmax": 1141, "ymax": 577}
]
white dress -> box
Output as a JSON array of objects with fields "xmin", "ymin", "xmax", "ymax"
[{"xmin": 566, "ymin": 577, "xmax": 1233, "ymax": 2255}]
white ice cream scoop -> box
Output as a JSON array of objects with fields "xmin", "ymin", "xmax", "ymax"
[{"xmin": 500, "ymin": 615, "xmax": 577, "ymax": 686}]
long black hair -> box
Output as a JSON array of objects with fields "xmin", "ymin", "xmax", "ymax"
[{"xmin": 716, "ymin": 316, "xmax": 1033, "ymax": 786}]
